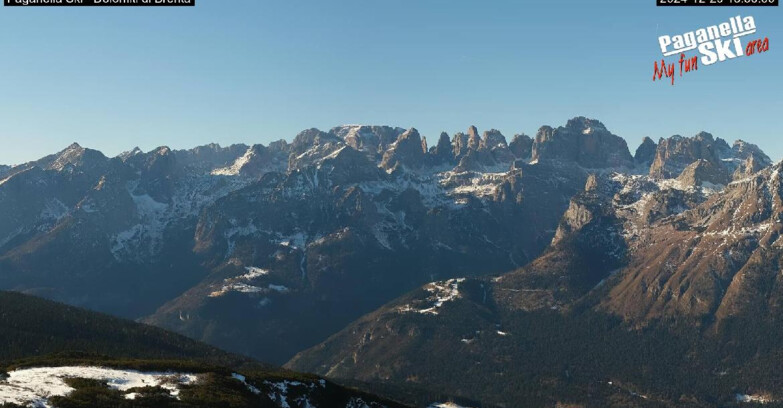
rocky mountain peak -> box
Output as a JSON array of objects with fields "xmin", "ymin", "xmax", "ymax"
[
  {"xmin": 534, "ymin": 125, "xmax": 555, "ymax": 141},
  {"xmin": 480, "ymin": 129, "xmax": 507, "ymax": 150},
  {"xmin": 268, "ymin": 139, "xmax": 288, "ymax": 151},
  {"xmin": 508, "ymin": 134, "xmax": 533, "ymax": 160},
  {"xmin": 399, "ymin": 127, "xmax": 423, "ymax": 144},
  {"xmin": 313, "ymin": 143, "xmax": 382, "ymax": 185},
  {"xmin": 714, "ymin": 137, "xmax": 733, "ymax": 158},
  {"xmin": 380, "ymin": 128, "xmax": 427, "ymax": 170},
  {"xmin": 288, "ymin": 129, "xmax": 343, "ymax": 171},
  {"xmin": 676, "ymin": 158, "xmax": 730, "ymax": 187},
  {"xmin": 467, "ymin": 125, "xmax": 481, "ymax": 151},
  {"xmin": 452, "ymin": 132, "xmax": 471, "ymax": 160},
  {"xmin": 174, "ymin": 143, "xmax": 251, "ymax": 171},
  {"xmin": 634, "ymin": 136, "xmax": 657, "ymax": 167},
  {"xmin": 693, "ymin": 131, "xmax": 715, "ymax": 143},
  {"xmin": 734, "ymin": 155, "xmax": 767, "ymax": 179},
  {"xmin": 454, "ymin": 149, "xmax": 484, "ymax": 172},
  {"xmin": 290, "ymin": 128, "xmax": 341, "ymax": 155},
  {"xmin": 549, "ymin": 174, "xmax": 625, "ymax": 280},
  {"xmin": 152, "ymin": 146, "xmax": 172, "ymax": 156},
  {"xmin": 52, "ymin": 142, "xmax": 84, "ymax": 162},
  {"xmin": 718, "ymin": 138, "xmax": 771, "ymax": 180},
  {"xmin": 210, "ymin": 143, "xmax": 288, "ymax": 178},
  {"xmin": 565, "ymin": 116, "xmax": 607, "ymax": 134},
  {"xmin": 732, "ymin": 139, "xmax": 772, "ymax": 166},
  {"xmin": 584, "ymin": 174, "xmax": 599, "ymax": 192},
  {"xmin": 47, "ymin": 143, "xmax": 107, "ymax": 172},
  {"xmin": 140, "ymin": 146, "xmax": 177, "ymax": 184},
  {"xmin": 119, "ymin": 147, "xmax": 144, "ymax": 161},
  {"xmin": 452, "ymin": 132, "xmax": 467, "ymax": 159},
  {"xmin": 532, "ymin": 118, "xmax": 633, "ymax": 168},
  {"xmin": 467, "ymin": 125, "xmax": 479, "ymax": 139},
  {"xmin": 332, "ymin": 125, "xmax": 404, "ymax": 157},
  {"xmin": 649, "ymin": 133, "xmax": 723, "ymax": 179},
  {"xmin": 431, "ymin": 132, "xmax": 455, "ymax": 164}
]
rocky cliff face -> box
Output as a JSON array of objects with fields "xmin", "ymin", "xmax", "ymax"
[
  {"xmin": 649, "ymin": 132, "xmax": 723, "ymax": 179},
  {"xmin": 728, "ymin": 140, "xmax": 773, "ymax": 179},
  {"xmin": 380, "ymin": 128, "xmax": 427, "ymax": 170},
  {"xmin": 467, "ymin": 125, "xmax": 481, "ymax": 151},
  {"xmin": 647, "ymin": 133, "xmax": 771, "ymax": 186},
  {"xmin": 728, "ymin": 139, "xmax": 771, "ymax": 163},
  {"xmin": 508, "ymin": 134, "xmax": 533, "ymax": 159},
  {"xmin": 532, "ymin": 117, "xmax": 634, "ymax": 168},
  {"xmin": 447, "ymin": 127, "xmax": 524, "ymax": 171},
  {"xmin": 430, "ymin": 132, "xmax": 455, "ymax": 164},
  {"xmin": 634, "ymin": 136, "xmax": 657, "ymax": 167},
  {"xmin": 676, "ymin": 158, "xmax": 730, "ymax": 187},
  {"xmin": 332, "ymin": 125, "xmax": 404, "ymax": 159}
]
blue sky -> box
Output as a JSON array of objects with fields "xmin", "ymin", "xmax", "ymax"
[{"xmin": 0, "ymin": 0, "xmax": 780, "ymax": 165}]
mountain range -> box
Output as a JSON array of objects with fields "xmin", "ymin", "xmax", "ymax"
[{"xmin": 1, "ymin": 116, "xmax": 779, "ymax": 407}]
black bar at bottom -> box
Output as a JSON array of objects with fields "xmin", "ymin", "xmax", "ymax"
[{"xmin": 5, "ymin": 0, "xmax": 194, "ymax": 6}]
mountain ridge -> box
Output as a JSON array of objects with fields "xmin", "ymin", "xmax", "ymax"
[{"xmin": 0, "ymin": 117, "xmax": 770, "ymax": 371}]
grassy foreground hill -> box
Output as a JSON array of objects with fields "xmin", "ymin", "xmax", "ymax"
[
  {"xmin": 0, "ymin": 291, "xmax": 409, "ymax": 408},
  {"xmin": 0, "ymin": 291, "xmax": 244, "ymax": 367}
]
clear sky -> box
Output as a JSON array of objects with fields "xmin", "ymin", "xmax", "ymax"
[{"xmin": 0, "ymin": 0, "xmax": 780, "ymax": 165}]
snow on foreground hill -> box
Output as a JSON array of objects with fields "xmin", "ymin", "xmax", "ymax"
[
  {"xmin": 0, "ymin": 365, "xmax": 395, "ymax": 408},
  {"xmin": 0, "ymin": 366, "xmax": 198, "ymax": 406}
]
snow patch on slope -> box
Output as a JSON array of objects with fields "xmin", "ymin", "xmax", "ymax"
[
  {"xmin": 212, "ymin": 148, "xmax": 255, "ymax": 176},
  {"xmin": 736, "ymin": 393, "xmax": 774, "ymax": 404},
  {"xmin": 209, "ymin": 282, "xmax": 290, "ymax": 298},
  {"xmin": 208, "ymin": 265, "xmax": 289, "ymax": 298},
  {"xmin": 398, "ymin": 278, "xmax": 465, "ymax": 315},
  {"xmin": 264, "ymin": 379, "xmax": 325, "ymax": 408},
  {"xmin": 0, "ymin": 366, "xmax": 197, "ymax": 407},
  {"xmin": 231, "ymin": 373, "xmax": 261, "ymax": 395},
  {"xmin": 428, "ymin": 403, "xmax": 474, "ymax": 408},
  {"xmin": 442, "ymin": 171, "xmax": 507, "ymax": 199},
  {"xmin": 241, "ymin": 266, "xmax": 269, "ymax": 280}
]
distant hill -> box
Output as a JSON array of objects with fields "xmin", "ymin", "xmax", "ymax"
[{"xmin": 0, "ymin": 290, "xmax": 243, "ymax": 366}]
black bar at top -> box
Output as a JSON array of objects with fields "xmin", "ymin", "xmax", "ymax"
[
  {"xmin": 5, "ymin": 0, "xmax": 194, "ymax": 6},
  {"xmin": 658, "ymin": 0, "xmax": 777, "ymax": 5}
]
